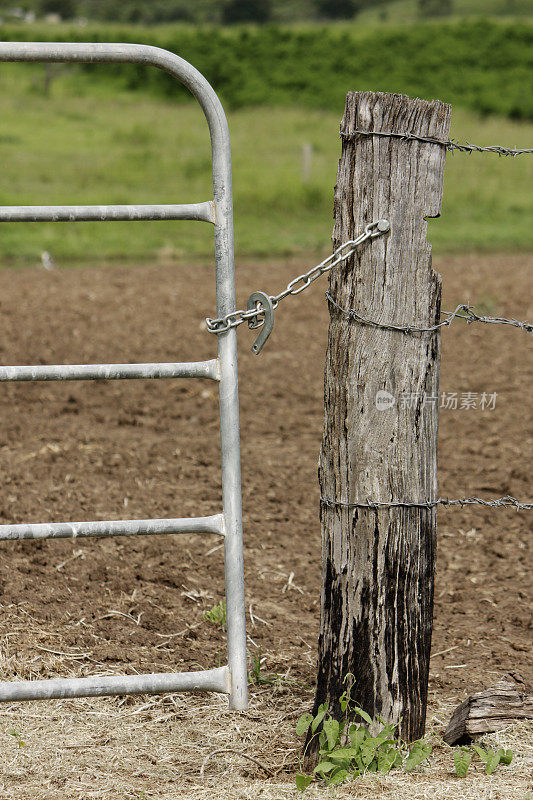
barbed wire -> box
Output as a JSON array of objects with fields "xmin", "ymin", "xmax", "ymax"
[
  {"xmin": 326, "ymin": 294, "xmax": 533, "ymax": 334},
  {"xmin": 341, "ymin": 129, "xmax": 533, "ymax": 157},
  {"xmin": 320, "ymin": 495, "xmax": 532, "ymax": 512}
]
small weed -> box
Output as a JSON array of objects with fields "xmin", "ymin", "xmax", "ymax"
[
  {"xmin": 453, "ymin": 743, "xmax": 513, "ymax": 777},
  {"xmin": 295, "ymin": 674, "xmax": 431, "ymax": 791},
  {"xmin": 295, "ymin": 676, "xmax": 515, "ymax": 791},
  {"xmin": 454, "ymin": 747, "xmax": 471, "ymax": 777},
  {"xmin": 8, "ymin": 729, "xmax": 25, "ymax": 748},
  {"xmin": 203, "ymin": 600, "xmax": 226, "ymax": 628},
  {"xmin": 248, "ymin": 647, "xmax": 280, "ymax": 686}
]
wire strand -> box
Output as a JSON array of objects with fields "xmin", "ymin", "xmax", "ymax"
[
  {"xmin": 326, "ymin": 293, "xmax": 533, "ymax": 335},
  {"xmin": 320, "ymin": 495, "xmax": 532, "ymax": 512},
  {"xmin": 341, "ymin": 129, "xmax": 533, "ymax": 157}
]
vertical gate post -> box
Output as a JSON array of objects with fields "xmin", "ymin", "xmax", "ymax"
[{"xmin": 314, "ymin": 92, "xmax": 450, "ymax": 742}]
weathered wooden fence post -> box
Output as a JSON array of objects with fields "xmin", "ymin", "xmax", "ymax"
[{"xmin": 312, "ymin": 91, "xmax": 451, "ymax": 743}]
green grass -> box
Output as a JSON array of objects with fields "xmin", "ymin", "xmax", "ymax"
[{"xmin": 0, "ymin": 68, "xmax": 531, "ymax": 264}]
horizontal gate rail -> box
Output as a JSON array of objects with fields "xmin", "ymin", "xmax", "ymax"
[
  {"xmin": 0, "ymin": 40, "xmax": 248, "ymax": 711},
  {"xmin": 0, "ymin": 359, "xmax": 220, "ymax": 382},
  {"xmin": 0, "ymin": 667, "xmax": 230, "ymax": 702},
  {"xmin": 0, "ymin": 202, "xmax": 215, "ymax": 223},
  {"xmin": 0, "ymin": 514, "xmax": 225, "ymax": 541}
]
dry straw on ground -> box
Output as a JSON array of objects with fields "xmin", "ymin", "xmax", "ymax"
[{"xmin": 0, "ymin": 665, "xmax": 531, "ymax": 800}]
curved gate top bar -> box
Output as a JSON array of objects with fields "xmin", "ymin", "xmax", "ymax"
[
  {"xmin": 0, "ymin": 42, "xmax": 230, "ymax": 202},
  {"xmin": 0, "ymin": 42, "xmax": 247, "ymax": 710}
]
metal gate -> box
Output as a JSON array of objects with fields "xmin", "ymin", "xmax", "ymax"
[{"xmin": 0, "ymin": 42, "xmax": 248, "ymax": 710}]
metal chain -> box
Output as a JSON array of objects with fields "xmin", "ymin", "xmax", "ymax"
[
  {"xmin": 321, "ymin": 495, "xmax": 532, "ymax": 512},
  {"xmin": 205, "ymin": 219, "xmax": 390, "ymax": 340},
  {"xmin": 326, "ymin": 295, "xmax": 533, "ymax": 335},
  {"xmin": 342, "ymin": 129, "xmax": 533, "ymax": 157}
]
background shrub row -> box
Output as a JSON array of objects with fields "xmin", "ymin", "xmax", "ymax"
[{"xmin": 1, "ymin": 19, "xmax": 531, "ymax": 118}]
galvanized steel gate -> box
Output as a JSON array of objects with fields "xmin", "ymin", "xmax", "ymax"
[{"xmin": 0, "ymin": 42, "xmax": 248, "ymax": 710}]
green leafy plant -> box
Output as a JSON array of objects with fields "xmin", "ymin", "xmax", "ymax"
[
  {"xmin": 453, "ymin": 744, "xmax": 513, "ymax": 777},
  {"xmin": 454, "ymin": 747, "xmax": 471, "ymax": 777},
  {"xmin": 203, "ymin": 600, "xmax": 226, "ymax": 628},
  {"xmin": 295, "ymin": 675, "xmax": 431, "ymax": 791},
  {"xmin": 8, "ymin": 729, "xmax": 25, "ymax": 748}
]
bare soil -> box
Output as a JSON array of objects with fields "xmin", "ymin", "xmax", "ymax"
[{"xmin": 0, "ymin": 251, "xmax": 530, "ymax": 797}]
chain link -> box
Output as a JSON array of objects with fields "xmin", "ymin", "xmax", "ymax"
[{"xmin": 205, "ymin": 219, "xmax": 390, "ymax": 337}]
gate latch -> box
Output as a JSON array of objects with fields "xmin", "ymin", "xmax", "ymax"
[{"xmin": 246, "ymin": 291, "xmax": 274, "ymax": 355}]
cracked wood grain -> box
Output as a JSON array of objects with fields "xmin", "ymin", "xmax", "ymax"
[{"xmin": 444, "ymin": 674, "xmax": 533, "ymax": 745}]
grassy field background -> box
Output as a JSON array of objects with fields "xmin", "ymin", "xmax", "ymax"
[{"xmin": 0, "ymin": 48, "xmax": 531, "ymax": 264}]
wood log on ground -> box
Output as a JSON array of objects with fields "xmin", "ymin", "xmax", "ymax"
[{"xmin": 443, "ymin": 674, "xmax": 533, "ymax": 745}]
